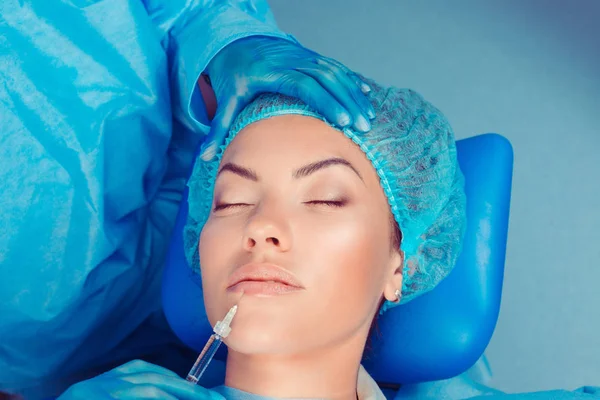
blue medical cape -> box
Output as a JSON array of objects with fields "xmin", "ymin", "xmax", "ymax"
[
  {"xmin": 211, "ymin": 384, "xmax": 600, "ymax": 400},
  {"xmin": 0, "ymin": 0, "xmax": 291, "ymax": 397},
  {"xmin": 210, "ymin": 383, "xmax": 600, "ymax": 400},
  {"xmin": 192, "ymin": 360, "xmax": 600, "ymax": 400}
]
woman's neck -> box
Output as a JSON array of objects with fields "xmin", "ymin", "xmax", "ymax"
[{"xmin": 224, "ymin": 333, "xmax": 367, "ymax": 400}]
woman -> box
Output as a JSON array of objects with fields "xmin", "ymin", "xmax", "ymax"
[{"xmin": 183, "ymin": 80, "xmax": 466, "ymax": 399}]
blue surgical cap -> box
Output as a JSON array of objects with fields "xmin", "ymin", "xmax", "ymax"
[{"xmin": 184, "ymin": 77, "xmax": 466, "ymax": 310}]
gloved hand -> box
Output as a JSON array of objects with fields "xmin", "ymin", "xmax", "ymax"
[
  {"xmin": 57, "ymin": 360, "xmax": 224, "ymax": 400},
  {"xmin": 200, "ymin": 36, "xmax": 375, "ymax": 161}
]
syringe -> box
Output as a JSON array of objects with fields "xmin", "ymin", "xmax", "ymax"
[{"xmin": 186, "ymin": 303, "xmax": 238, "ymax": 384}]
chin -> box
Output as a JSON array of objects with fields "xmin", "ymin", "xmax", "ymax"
[{"xmin": 225, "ymin": 313, "xmax": 305, "ymax": 355}]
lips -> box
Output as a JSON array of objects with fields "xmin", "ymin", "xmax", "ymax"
[{"xmin": 227, "ymin": 262, "xmax": 304, "ymax": 296}]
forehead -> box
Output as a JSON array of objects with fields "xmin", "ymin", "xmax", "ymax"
[{"xmin": 222, "ymin": 115, "xmax": 370, "ymax": 173}]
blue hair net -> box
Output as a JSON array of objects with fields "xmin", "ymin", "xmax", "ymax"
[{"xmin": 184, "ymin": 77, "xmax": 466, "ymax": 310}]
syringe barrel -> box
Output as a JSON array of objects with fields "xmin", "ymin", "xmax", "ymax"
[{"xmin": 185, "ymin": 334, "xmax": 222, "ymax": 384}]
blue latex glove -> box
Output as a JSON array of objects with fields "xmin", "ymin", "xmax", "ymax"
[
  {"xmin": 199, "ymin": 36, "xmax": 375, "ymax": 160},
  {"xmin": 57, "ymin": 360, "xmax": 224, "ymax": 400}
]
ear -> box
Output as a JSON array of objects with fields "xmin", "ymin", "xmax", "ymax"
[{"xmin": 383, "ymin": 249, "xmax": 404, "ymax": 303}]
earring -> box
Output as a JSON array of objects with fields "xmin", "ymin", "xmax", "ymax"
[{"xmin": 394, "ymin": 289, "xmax": 401, "ymax": 303}]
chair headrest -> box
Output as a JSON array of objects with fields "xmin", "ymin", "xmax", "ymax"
[{"xmin": 162, "ymin": 133, "xmax": 513, "ymax": 384}]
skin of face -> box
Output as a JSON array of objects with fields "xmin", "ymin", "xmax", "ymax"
[{"xmin": 198, "ymin": 114, "xmax": 403, "ymax": 398}]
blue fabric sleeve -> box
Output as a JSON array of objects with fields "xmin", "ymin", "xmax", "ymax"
[{"xmin": 141, "ymin": 0, "xmax": 296, "ymax": 130}]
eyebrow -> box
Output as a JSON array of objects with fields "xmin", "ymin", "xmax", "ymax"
[
  {"xmin": 293, "ymin": 157, "xmax": 363, "ymax": 181},
  {"xmin": 217, "ymin": 157, "xmax": 363, "ymax": 182},
  {"xmin": 217, "ymin": 162, "xmax": 259, "ymax": 181}
]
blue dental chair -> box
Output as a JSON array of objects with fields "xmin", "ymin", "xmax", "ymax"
[{"xmin": 162, "ymin": 133, "xmax": 514, "ymax": 396}]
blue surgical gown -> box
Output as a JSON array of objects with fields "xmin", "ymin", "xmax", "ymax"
[
  {"xmin": 213, "ymin": 382, "xmax": 600, "ymax": 400},
  {"xmin": 0, "ymin": 0, "xmax": 292, "ymax": 397}
]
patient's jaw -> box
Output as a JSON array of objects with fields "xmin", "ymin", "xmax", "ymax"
[{"xmin": 198, "ymin": 115, "xmax": 402, "ymax": 397}]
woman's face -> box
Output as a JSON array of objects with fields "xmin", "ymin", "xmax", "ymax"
[{"xmin": 199, "ymin": 115, "xmax": 402, "ymax": 355}]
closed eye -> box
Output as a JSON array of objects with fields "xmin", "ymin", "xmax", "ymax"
[
  {"xmin": 213, "ymin": 203, "xmax": 252, "ymax": 211},
  {"xmin": 304, "ymin": 200, "xmax": 347, "ymax": 208}
]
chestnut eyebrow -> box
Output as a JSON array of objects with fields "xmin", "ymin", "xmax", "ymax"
[
  {"xmin": 217, "ymin": 157, "xmax": 363, "ymax": 182},
  {"xmin": 217, "ymin": 163, "xmax": 258, "ymax": 181},
  {"xmin": 292, "ymin": 157, "xmax": 363, "ymax": 181}
]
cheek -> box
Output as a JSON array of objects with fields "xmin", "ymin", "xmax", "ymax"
[
  {"xmin": 198, "ymin": 218, "xmax": 240, "ymax": 325},
  {"xmin": 299, "ymin": 211, "xmax": 390, "ymax": 315}
]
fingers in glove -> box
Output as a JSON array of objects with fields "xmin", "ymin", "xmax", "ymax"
[
  {"xmin": 315, "ymin": 58, "xmax": 375, "ymax": 120},
  {"xmin": 109, "ymin": 360, "xmax": 180, "ymax": 379},
  {"xmin": 118, "ymin": 373, "xmax": 217, "ymax": 400},
  {"xmin": 269, "ymin": 71, "xmax": 355, "ymax": 131},
  {"xmin": 320, "ymin": 57, "xmax": 372, "ymax": 95},
  {"xmin": 111, "ymin": 384, "xmax": 179, "ymax": 400},
  {"xmin": 295, "ymin": 65, "xmax": 371, "ymax": 132}
]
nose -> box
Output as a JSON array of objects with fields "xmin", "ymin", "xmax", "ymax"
[{"xmin": 242, "ymin": 208, "xmax": 291, "ymax": 253}]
